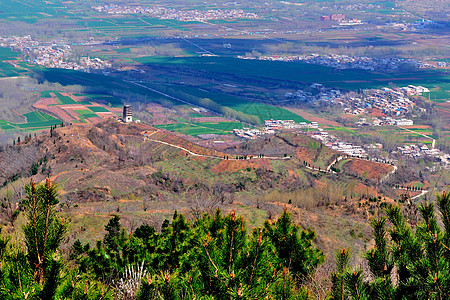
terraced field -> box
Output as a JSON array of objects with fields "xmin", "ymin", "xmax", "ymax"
[{"xmin": 0, "ymin": 111, "xmax": 60, "ymax": 131}]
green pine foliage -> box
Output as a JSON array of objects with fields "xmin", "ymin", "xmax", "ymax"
[
  {"xmin": 332, "ymin": 191, "xmax": 450, "ymax": 300},
  {"xmin": 71, "ymin": 209, "xmax": 323, "ymax": 299},
  {"xmin": 264, "ymin": 208, "xmax": 324, "ymax": 282},
  {"xmin": 0, "ymin": 176, "xmax": 112, "ymax": 299},
  {"xmin": 22, "ymin": 177, "xmax": 67, "ymax": 284}
]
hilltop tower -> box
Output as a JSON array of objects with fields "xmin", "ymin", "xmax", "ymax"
[{"xmin": 123, "ymin": 105, "xmax": 132, "ymax": 123}]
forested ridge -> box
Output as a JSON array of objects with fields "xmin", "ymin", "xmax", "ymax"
[{"xmin": 0, "ymin": 176, "xmax": 449, "ymax": 299}]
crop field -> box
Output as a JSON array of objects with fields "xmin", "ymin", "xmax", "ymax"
[
  {"xmin": 54, "ymin": 92, "xmax": 77, "ymax": 105},
  {"xmin": 136, "ymin": 56, "xmax": 450, "ymax": 101},
  {"xmin": 37, "ymin": 68, "xmax": 131, "ymax": 90},
  {"xmin": 155, "ymin": 121, "xmax": 242, "ymax": 136},
  {"xmin": 358, "ymin": 125, "xmax": 439, "ymax": 146},
  {"xmin": 0, "ymin": 120, "xmax": 15, "ymax": 130},
  {"xmin": 38, "ymin": 68, "xmax": 175, "ymax": 103},
  {"xmin": 88, "ymin": 106, "xmax": 110, "ymax": 113},
  {"xmin": 18, "ymin": 111, "xmax": 60, "ymax": 129},
  {"xmin": 76, "ymin": 94, "xmax": 123, "ymax": 107},
  {"xmin": 0, "ymin": 61, "xmax": 20, "ymax": 77},
  {"xmin": 0, "ymin": 111, "xmax": 60, "ymax": 131},
  {"xmin": 37, "ymin": 67, "xmax": 308, "ymax": 124},
  {"xmin": 75, "ymin": 110, "xmax": 99, "ymax": 119},
  {"xmin": 0, "ymin": 47, "xmax": 19, "ymax": 60},
  {"xmin": 161, "ymin": 84, "xmax": 309, "ymax": 123},
  {"xmin": 0, "ymin": 0, "xmax": 69, "ymax": 22},
  {"xmin": 81, "ymin": 17, "xmax": 196, "ymax": 34},
  {"xmin": 0, "ymin": 47, "xmax": 23, "ymax": 77}
]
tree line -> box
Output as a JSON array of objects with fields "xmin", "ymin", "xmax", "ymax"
[{"xmin": 0, "ymin": 176, "xmax": 449, "ymax": 299}]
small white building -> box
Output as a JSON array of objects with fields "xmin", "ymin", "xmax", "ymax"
[{"xmin": 395, "ymin": 119, "xmax": 413, "ymax": 126}]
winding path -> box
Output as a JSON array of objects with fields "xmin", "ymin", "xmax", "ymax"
[
  {"xmin": 145, "ymin": 131, "xmax": 290, "ymax": 161},
  {"xmin": 392, "ymin": 186, "xmax": 429, "ymax": 200}
]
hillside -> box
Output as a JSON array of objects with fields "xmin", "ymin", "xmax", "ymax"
[{"xmin": 0, "ymin": 119, "xmax": 397, "ymax": 260}]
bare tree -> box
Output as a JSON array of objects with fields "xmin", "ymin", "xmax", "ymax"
[{"xmin": 185, "ymin": 188, "xmax": 220, "ymax": 219}]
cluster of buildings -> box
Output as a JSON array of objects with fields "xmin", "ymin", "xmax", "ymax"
[
  {"xmin": 233, "ymin": 128, "xmax": 265, "ymax": 139},
  {"xmin": 0, "ymin": 36, "xmax": 111, "ymax": 72},
  {"xmin": 320, "ymin": 14, "xmax": 345, "ymax": 21},
  {"xmin": 356, "ymin": 117, "xmax": 413, "ymax": 127},
  {"xmin": 307, "ymin": 129, "xmax": 367, "ymax": 157},
  {"xmin": 285, "ymin": 88, "xmax": 343, "ymax": 104},
  {"xmin": 91, "ymin": 5, "xmax": 259, "ymax": 21},
  {"xmin": 397, "ymin": 85, "xmax": 430, "ymax": 96},
  {"xmin": 335, "ymin": 86, "xmax": 418, "ymax": 117},
  {"xmin": 384, "ymin": 20, "xmax": 440, "ymax": 32},
  {"xmin": 233, "ymin": 119, "xmax": 318, "ymax": 139},
  {"xmin": 364, "ymin": 90, "xmax": 414, "ymax": 117},
  {"xmin": 339, "ymin": 19, "xmax": 364, "ymax": 26},
  {"xmin": 396, "ymin": 144, "xmax": 438, "ymax": 157},
  {"xmin": 264, "ymin": 119, "xmax": 318, "ymax": 130},
  {"xmin": 286, "ymin": 83, "xmax": 427, "ymax": 118},
  {"xmin": 257, "ymin": 54, "xmax": 431, "ymax": 72},
  {"xmin": 395, "ymin": 144, "xmax": 449, "ymax": 167},
  {"xmin": 339, "ymin": 3, "xmax": 385, "ymax": 11}
]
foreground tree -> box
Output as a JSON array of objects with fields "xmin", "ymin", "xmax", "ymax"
[
  {"xmin": 72, "ymin": 209, "xmax": 323, "ymax": 299},
  {"xmin": 332, "ymin": 191, "xmax": 450, "ymax": 300},
  {"xmin": 0, "ymin": 176, "xmax": 112, "ymax": 299}
]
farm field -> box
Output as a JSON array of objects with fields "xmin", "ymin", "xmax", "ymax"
[
  {"xmin": 53, "ymin": 91, "xmax": 78, "ymax": 105},
  {"xmin": 136, "ymin": 56, "xmax": 450, "ymax": 101},
  {"xmin": 155, "ymin": 121, "xmax": 243, "ymax": 136},
  {"xmin": 36, "ymin": 67, "xmax": 309, "ymax": 125},
  {"xmin": 0, "ymin": 0, "xmax": 71, "ymax": 23},
  {"xmin": 0, "ymin": 89, "xmax": 124, "ymax": 133},
  {"xmin": 0, "ymin": 47, "xmax": 25, "ymax": 77},
  {"xmin": 162, "ymin": 84, "xmax": 309, "ymax": 123},
  {"xmin": 35, "ymin": 90, "xmax": 118, "ymax": 124},
  {"xmin": 80, "ymin": 17, "xmax": 197, "ymax": 35},
  {"xmin": 0, "ymin": 111, "xmax": 60, "ymax": 131},
  {"xmin": 75, "ymin": 110, "xmax": 99, "ymax": 119}
]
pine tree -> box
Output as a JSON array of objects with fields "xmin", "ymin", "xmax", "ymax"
[
  {"xmin": 333, "ymin": 191, "xmax": 450, "ymax": 299},
  {"xmin": 331, "ymin": 249, "xmax": 351, "ymax": 300},
  {"xmin": 104, "ymin": 215, "xmax": 121, "ymax": 253},
  {"xmin": 23, "ymin": 175, "xmax": 67, "ymax": 285},
  {"xmin": 264, "ymin": 209, "xmax": 324, "ymax": 282}
]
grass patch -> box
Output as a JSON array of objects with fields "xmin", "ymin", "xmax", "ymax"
[
  {"xmin": 88, "ymin": 106, "xmax": 110, "ymax": 113},
  {"xmin": 1, "ymin": 111, "xmax": 59, "ymax": 131},
  {"xmin": 0, "ymin": 120, "xmax": 15, "ymax": 130},
  {"xmin": 54, "ymin": 92, "xmax": 77, "ymax": 104},
  {"xmin": 75, "ymin": 110, "xmax": 98, "ymax": 119},
  {"xmin": 155, "ymin": 121, "xmax": 242, "ymax": 136}
]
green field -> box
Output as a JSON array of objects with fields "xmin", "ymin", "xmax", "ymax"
[
  {"xmin": 79, "ymin": 94, "xmax": 123, "ymax": 107},
  {"xmin": 40, "ymin": 91, "xmax": 53, "ymax": 98},
  {"xmin": 75, "ymin": 110, "xmax": 99, "ymax": 119},
  {"xmin": 0, "ymin": 0, "xmax": 69, "ymax": 22},
  {"xmin": 0, "ymin": 47, "xmax": 22, "ymax": 77},
  {"xmin": 0, "ymin": 61, "xmax": 20, "ymax": 77},
  {"xmin": 136, "ymin": 56, "xmax": 450, "ymax": 101},
  {"xmin": 88, "ymin": 106, "xmax": 110, "ymax": 113},
  {"xmin": 0, "ymin": 111, "xmax": 60, "ymax": 131},
  {"xmin": 37, "ymin": 68, "xmax": 307, "ymax": 123},
  {"xmin": 155, "ymin": 84, "xmax": 309, "ymax": 123},
  {"xmin": 80, "ymin": 17, "xmax": 196, "ymax": 35},
  {"xmin": 18, "ymin": 111, "xmax": 60, "ymax": 129},
  {"xmin": 0, "ymin": 120, "xmax": 15, "ymax": 130},
  {"xmin": 54, "ymin": 92, "xmax": 77, "ymax": 105},
  {"xmin": 155, "ymin": 121, "xmax": 242, "ymax": 136},
  {"xmin": 0, "ymin": 47, "xmax": 20, "ymax": 60}
]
